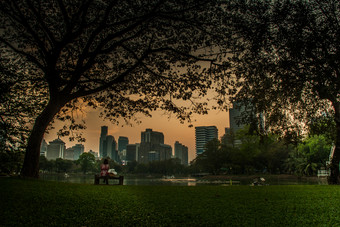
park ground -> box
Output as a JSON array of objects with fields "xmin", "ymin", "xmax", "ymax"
[{"xmin": 1, "ymin": 177, "xmax": 340, "ymax": 226}]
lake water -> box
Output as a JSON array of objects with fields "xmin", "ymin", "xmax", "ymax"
[{"xmin": 40, "ymin": 174, "xmax": 328, "ymax": 186}]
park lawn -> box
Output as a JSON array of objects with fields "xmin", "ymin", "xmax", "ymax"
[{"xmin": 1, "ymin": 178, "xmax": 340, "ymax": 226}]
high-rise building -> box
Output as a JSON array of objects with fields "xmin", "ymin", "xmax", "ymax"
[
  {"xmin": 229, "ymin": 101, "xmax": 246, "ymax": 133},
  {"xmin": 174, "ymin": 141, "xmax": 188, "ymax": 166},
  {"xmin": 195, "ymin": 126, "xmax": 218, "ymax": 155},
  {"xmin": 64, "ymin": 144, "xmax": 85, "ymax": 160},
  {"xmin": 118, "ymin": 136, "xmax": 129, "ymax": 152},
  {"xmin": 40, "ymin": 139, "xmax": 48, "ymax": 157},
  {"xmin": 99, "ymin": 126, "xmax": 119, "ymax": 162},
  {"xmin": 159, "ymin": 144, "xmax": 172, "ymax": 161},
  {"xmin": 148, "ymin": 151, "xmax": 158, "ymax": 162},
  {"xmin": 141, "ymin": 129, "xmax": 164, "ymax": 144},
  {"xmin": 99, "ymin": 126, "xmax": 108, "ymax": 158},
  {"xmin": 106, "ymin": 135, "xmax": 118, "ymax": 161},
  {"xmin": 139, "ymin": 129, "xmax": 172, "ymax": 163},
  {"xmin": 126, "ymin": 144, "xmax": 140, "ymax": 162},
  {"xmin": 73, "ymin": 144, "xmax": 85, "ymax": 160},
  {"xmin": 64, "ymin": 147, "xmax": 75, "ymax": 160},
  {"xmin": 46, "ymin": 137, "xmax": 66, "ymax": 160},
  {"xmin": 118, "ymin": 136, "xmax": 129, "ymax": 161}
]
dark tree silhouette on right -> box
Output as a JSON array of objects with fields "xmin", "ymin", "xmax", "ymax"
[{"xmin": 219, "ymin": 0, "xmax": 340, "ymax": 184}]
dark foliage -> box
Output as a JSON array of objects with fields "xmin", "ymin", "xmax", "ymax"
[
  {"xmin": 216, "ymin": 0, "xmax": 340, "ymax": 183},
  {"xmin": 0, "ymin": 0, "xmax": 226, "ymax": 177}
]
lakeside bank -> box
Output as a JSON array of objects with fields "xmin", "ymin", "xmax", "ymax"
[{"xmin": 37, "ymin": 173, "xmax": 328, "ymax": 186}]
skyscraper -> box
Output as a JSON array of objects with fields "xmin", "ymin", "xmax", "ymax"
[
  {"xmin": 126, "ymin": 143, "xmax": 140, "ymax": 162},
  {"xmin": 46, "ymin": 137, "xmax": 66, "ymax": 160},
  {"xmin": 174, "ymin": 141, "xmax": 188, "ymax": 166},
  {"xmin": 118, "ymin": 136, "xmax": 129, "ymax": 152},
  {"xmin": 141, "ymin": 129, "xmax": 164, "ymax": 144},
  {"xmin": 73, "ymin": 144, "xmax": 85, "ymax": 160},
  {"xmin": 224, "ymin": 100, "xmax": 264, "ymax": 147},
  {"xmin": 118, "ymin": 136, "xmax": 129, "ymax": 161},
  {"xmin": 99, "ymin": 126, "xmax": 119, "ymax": 162},
  {"xmin": 106, "ymin": 135, "xmax": 118, "ymax": 161},
  {"xmin": 229, "ymin": 101, "xmax": 246, "ymax": 133},
  {"xmin": 63, "ymin": 143, "xmax": 84, "ymax": 160},
  {"xmin": 195, "ymin": 126, "xmax": 218, "ymax": 156},
  {"xmin": 40, "ymin": 139, "xmax": 48, "ymax": 157},
  {"xmin": 139, "ymin": 129, "xmax": 172, "ymax": 163},
  {"xmin": 99, "ymin": 126, "xmax": 108, "ymax": 158},
  {"xmin": 64, "ymin": 147, "xmax": 75, "ymax": 160}
]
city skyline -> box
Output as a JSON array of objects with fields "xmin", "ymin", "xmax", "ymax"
[{"xmin": 44, "ymin": 108, "xmax": 229, "ymax": 162}]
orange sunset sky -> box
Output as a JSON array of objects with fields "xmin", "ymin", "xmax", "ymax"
[{"xmin": 43, "ymin": 107, "xmax": 230, "ymax": 162}]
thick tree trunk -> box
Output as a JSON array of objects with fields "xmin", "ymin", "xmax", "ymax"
[
  {"xmin": 328, "ymin": 101, "xmax": 340, "ymax": 184},
  {"xmin": 21, "ymin": 98, "xmax": 65, "ymax": 178}
]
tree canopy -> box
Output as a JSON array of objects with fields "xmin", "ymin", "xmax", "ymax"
[
  {"xmin": 217, "ymin": 0, "xmax": 340, "ymax": 183},
  {"xmin": 0, "ymin": 0, "xmax": 225, "ymax": 177},
  {"xmin": 77, "ymin": 152, "xmax": 95, "ymax": 174}
]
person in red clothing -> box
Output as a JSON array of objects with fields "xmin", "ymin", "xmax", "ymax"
[{"xmin": 100, "ymin": 159, "xmax": 110, "ymax": 184}]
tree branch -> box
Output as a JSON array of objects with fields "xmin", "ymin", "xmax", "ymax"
[
  {"xmin": 0, "ymin": 37, "xmax": 44, "ymax": 70},
  {"xmin": 25, "ymin": 0, "xmax": 56, "ymax": 46},
  {"xmin": 56, "ymin": 0, "xmax": 71, "ymax": 32}
]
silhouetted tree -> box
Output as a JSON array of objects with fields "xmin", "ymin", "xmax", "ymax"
[
  {"xmin": 77, "ymin": 152, "xmax": 95, "ymax": 174},
  {"xmin": 55, "ymin": 158, "xmax": 73, "ymax": 173},
  {"xmin": 0, "ymin": 60, "xmax": 45, "ymax": 156},
  {"xmin": 192, "ymin": 139, "xmax": 229, "ymax": 175},
  {"xmin": 298, "ymin": 135, "xmax": 332, "ymax": 173},
  {"xmin": 220, "ymin": 0, "xmax": 340, "ymax": 183},
  {"xmin": 125, "ymin": 160, "xmax": 138, "ymax": 173},
  {"xmin": 0, "ymin": 150, "xmax": 24, "ymax": 174},
  {"xmin": 0, "ymin": 0, "xmax": 225, "ymax": 178},
  {"xmin": 308, "ymin": 114, "xmax": 336, "ymax": 144},
  {"xmin": 39, "ymin": 156, "xmax": 54, "ymax": 172}
]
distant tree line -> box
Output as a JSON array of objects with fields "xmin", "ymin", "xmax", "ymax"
[
  {"xmin": 124, "ymin": 159, "xmax": 189, "ymax": 175},
  {"xmin": 36, "ymin": 153, "xmax": 189, "ymax": 176}
]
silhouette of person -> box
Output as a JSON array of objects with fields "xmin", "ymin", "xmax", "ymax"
[{"xmin": 100, "ymin": 159, "xmax": 110, "ymax": 184}]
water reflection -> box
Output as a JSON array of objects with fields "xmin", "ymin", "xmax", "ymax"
[{"xmin": 40, "ymin": 174, "xmax": 328, "ymax": 186}]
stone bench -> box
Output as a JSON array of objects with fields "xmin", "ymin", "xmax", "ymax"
[{"xmin": 94, "ymin": 175, "xmax": 124, "ymax": 185}]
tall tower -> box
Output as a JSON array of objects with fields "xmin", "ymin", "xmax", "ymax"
[
  {"xmin": 40, "ymin": 139, "xmax": 48, "ymax": 157},
  {"xmin": 73, "ymin": 144, "xmax": 85, "ymax": 160},
  {"xmin": 174, "ymin": 141, "xmax": 188, "ymax": 166},
  {"xmin": 99, "ymin": 126, "xmax": 108, "ymax": 158},
  {"xmin": 118, "ymin": 136, "xmax": 129, "ymax": 162},
  {"xmin": 139, "ymin": 129, "xmax": 171, "ymax": 163},
  {"xmin": 118, "ymin": 136, "xmax": 129, "ymax": 152},
  {"xmin": 229, "ymin": 101, "xmax": 245, "ymax": 133},
  {"xmin": 195, "ymin": 126, "xmax": 218, "ymax": 156},
  {"xmin": 126, "ymin": 143, "xmax": 140, "ymax": 162},
  {"xmin": 99, "ymin": 126, "xmax": 119, "ymax": 161},
  {"xmin": 141, "ymin": 129, "xmax": 164, "ymax": 144},
  {"xmin": 46, "ymin": 137, "xmax": 66, "ymax": 160},
  {"xmin": 106, "ymin": 135, "xmax": 117, "ymax": 160}
]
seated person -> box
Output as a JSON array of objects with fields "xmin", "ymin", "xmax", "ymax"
[{"xmin": 100, "ymin": 159, "xmax": 110, "ymax": 184}]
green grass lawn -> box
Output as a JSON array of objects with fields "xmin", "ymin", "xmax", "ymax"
[{"xmin": 1, "ymin": 177, "xmax": 340, "ymax": 226}]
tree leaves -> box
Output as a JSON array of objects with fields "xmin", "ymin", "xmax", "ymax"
[
  {"xmin": 217, "ymin": 0, "xmax": 339, "ymax": 140},
  {"xmin": 0, "ymin": 0, "xmax": 227, "ymax": 177}
]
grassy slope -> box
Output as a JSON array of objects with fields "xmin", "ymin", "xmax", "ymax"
[{"xmin": 1, "ymin": 178, "xmax": 340, "ymax": 226}]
